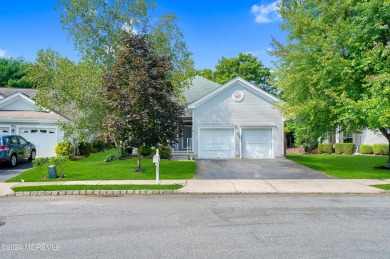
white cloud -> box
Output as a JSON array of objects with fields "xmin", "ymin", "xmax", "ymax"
[
  {"xmin": 121, "ymin": 22, "xmax": 137, "ymax": 34},
  {"xmin": 0, "ymin": 49, "xmax": 6, "ymax": 57},
  {"xmin": 251, "ymin": 0, "xmax": 281, "ymax": 23}
]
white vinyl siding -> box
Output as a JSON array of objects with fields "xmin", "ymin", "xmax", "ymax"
[
  {"xmin": 358, "ymin": 130, "xmax": 388, "ymax": 145},
  {"xmin": 241, "ymin": 128, "xmax": 273, "ymax": 158},
  {"xmin": 1, "ymin": 98, "xmax": 35, "ymax": 111},
  {"xmin": 198, "ymin": 128, "xmax": 235, "ymax": 159}
]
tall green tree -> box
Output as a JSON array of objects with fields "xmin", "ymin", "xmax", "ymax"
[
  {"xmin": 103, "ymin": 32, "xmax": 184, "ymax": 171},
  {"xmin": 195, "ymin": 68, "xmax": 214, "ymax": 81},
  {"xmin": 271, "ymin": 0, "xmax": 390, "ymax": 167},
  {"xmin": 29, "ymin": 49, "xmax": 104, "ymax": 141},
  {"xmin": 0, "ymin": 57, "xmax": 34, "ymax": 88},
  {"xmin": 30, "ymin": 0, "xmax": 194, "ymax": 142},
  {"xmin": 197, "ymin": 53, "xmax": 276, "ymax": 95},
  {"xmin": 56, "ymin": 0, "xmax": 194, "ymax": 94}
]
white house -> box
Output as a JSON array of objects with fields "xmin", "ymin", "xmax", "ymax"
[
  {"xmin": 173, "ymin": 76, "xmax": 284, "ymax": 159},
  {"xmin": 0, "ymin": 88, "xmax": 68, "ymax": 157},
  {"xmin": 332, "ymin": 129, "xmax": 388, "ymax": 147}
]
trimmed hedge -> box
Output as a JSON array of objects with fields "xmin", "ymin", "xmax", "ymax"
[
  {"xmin": 372, "ymin": 144, "xmax": 389, "ymax": 155},
  {"xmin": 318, "ymin": 144, "xmax": 333, "ymax": 154},
  {"xmin": 359, "ymin": 144, "xmax": 373, "ymax": 154},
  {"xmin": 334, "ymin": 143, "xmax": 356, "ymax": 155}
]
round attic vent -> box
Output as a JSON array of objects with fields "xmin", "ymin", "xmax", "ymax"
[{"xmin": 232, "ymin": 90, "xmax": 244, "ymax": 102}]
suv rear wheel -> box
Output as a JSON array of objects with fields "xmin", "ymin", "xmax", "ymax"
[
  {"xmin": 9, "ymin": 154, "xmax": 17, "ymax": 167},
  {"xmin": 28, "ymin": 150, "xmax": 36, "ymax": 161}
]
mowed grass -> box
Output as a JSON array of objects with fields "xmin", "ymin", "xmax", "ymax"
[
  {"xmin": 12, "ymin": 184, "xmax": 183, "ymax": 192},
  {"xmin": 371, "ymin": 184, "xmax": 390, "ymax": 190},
  {"xmin": 287, "ymin": 154, "xmax": 390, "ymax": 179},
  {"xmin": 6, "ymin": 150, "xmax": 195, "ymax": 182}
]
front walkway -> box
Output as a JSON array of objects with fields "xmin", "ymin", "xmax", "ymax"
[{"xmin": 1, "ymin": 179, "xmax": 389, "ymax": 196}]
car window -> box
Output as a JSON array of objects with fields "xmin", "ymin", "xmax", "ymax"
[
  {"xmin": 11, "ymin": 137, "xmax": 18, "ymax": 145},
  {"xmin": 18, "ymin": 137, "xmax": 27, "ymax": 145},
  {"xmin": 6, "ymin": 137, "xmax": 11, "ymax": 145}
]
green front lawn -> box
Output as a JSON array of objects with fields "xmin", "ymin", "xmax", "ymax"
[
  {"xmin": 6, "ymin": 150, "xmax": 195, "ymax": 182},
  {"xmin": 372, "ymin": 184, "xmax": 390, "ymax": 190},
  {"xmin": 12, "ymin": 184, "xmax": 183, "ymax": 192},
  {"xmin": 287, "ymin": 154, "xmax": 390, "ymax": 179}
]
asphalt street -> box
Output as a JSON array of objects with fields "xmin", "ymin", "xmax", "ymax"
[{"xmin": 1, "ymin": 194, "xmax": 389, "ymax": 258}]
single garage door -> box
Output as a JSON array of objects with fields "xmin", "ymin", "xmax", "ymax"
[
  {"xmin": 199, "ymin": 128, "xmax": 235, "ymax": 159},
  {"xmin": 241, "ymin": 128, "xmax": 272, "ymax": 158},
  {"xmin": 19, "ymin": 128, "xmax": 57, "ymax": 157}
]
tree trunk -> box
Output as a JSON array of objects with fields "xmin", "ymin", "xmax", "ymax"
[
  {"xmin": 378, "ymin": 128, "xmax": 390, "ymax": 168},
  {"xmin": 115, "ymin": 140, "xmax": 123, "ymax": 158},
  {"xmin": 134, "ymin": 146, "xmax": 144, "ymax": 172}
]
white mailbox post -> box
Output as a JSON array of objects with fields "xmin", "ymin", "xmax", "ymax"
[{"xmin": 152, "ymin": 149, "xmax": 160, "ymax": 184}]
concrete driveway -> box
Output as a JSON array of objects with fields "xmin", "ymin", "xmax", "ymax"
[
  {"xmin": 0, "ymin": 160, "xmax": 33, "ymax": 182},
  {"xmin": 195, "ymin": 158, "xmax": 332, "ymax": 179}
]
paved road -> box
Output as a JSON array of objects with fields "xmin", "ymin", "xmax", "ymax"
[
  {"xmin": 1, "ymin": 195, "xmax": 389, "ymax": 258},
  {"xmin": 0, "ymin": 161, "xmax": 32, "ymax": 182},
  {"xmin": 196, "ymin": 158, "xmax": 332, "ymax": 179}
]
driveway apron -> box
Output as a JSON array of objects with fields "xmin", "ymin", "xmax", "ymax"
[{"xmin": 195, "ymin": 158, "xmax": 332, "ymax": 179}]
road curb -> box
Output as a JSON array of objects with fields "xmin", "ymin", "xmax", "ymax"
[
  {"xmin": 4, "ymin": 189, "xmax": 389, "ymax": 196},
  {"xmin": 6, "ymin": 190, "xmax": 180, "ymax": 197}
]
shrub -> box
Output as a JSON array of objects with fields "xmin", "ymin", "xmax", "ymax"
[
  {"xmin": 78, "ymin": 142, "xmax": 93, "ymax": 156},
  {"xmin": 318, "ymin": 144, "xmax": 333, "ymax": 154},
  {"xmin": 372, "ymin": 144, "xmax": 389, "ymax": 155},
  {"xmin": 334, "ymin": 143, "xmax": 343, "ymax": 155},
  {"xmin": 32, "ymin": 157, "xmax": 50, "ymax": 167},
  {"xmin": 154, "ymin": 146, "xmax": 172, "ymax": 159},
  {"xmin": 303, "ymin": 139, "xmax": 318, "ymax": 152},
  {"xmin": 105, "ymin": 154, "xmax": 119, "ymax": 162},
  {"xmin": 334, "ymin": 143, "xmax": 356, "ymax": 155},
  {"xmin": 140, "ymin": 146, "xmax": 154, "ymax": 157},
  {"xmin": 50, "ymin": 156, "xmax": 67, "ymax": 177},
  {"xmin": 342, "ymin": 143, "xmax": 356, "ymax": 155},
  {"xmin": 32, "ymin": 157, "xmax": 50, "ymax": 177},
  {"xmin": 359, "ymin": 144, "xmax": 373, "ymax": 154},
  {"xmin": 54, "ymin": 141, "xmax": 74, "ymax": 158},
  {"xmin": 93, "ymin": 140, "xmax": 106, "ymax": 152}
]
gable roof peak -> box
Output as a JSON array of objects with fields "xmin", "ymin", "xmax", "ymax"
[{"xmin": 188, "ymin": 77, "xmax": 280, "ymax": 109}]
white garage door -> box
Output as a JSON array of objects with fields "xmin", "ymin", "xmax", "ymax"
[
  {"xmin": 242, "ymin": 128, "xmax": 273, "ymax": 158},
  {"xmin": 199, "ymin": 128, "xmax": 235, "ymax": 159},
  {"xmin": 19, "ymin": 128, "xmax": 57, "ymax": 157}
]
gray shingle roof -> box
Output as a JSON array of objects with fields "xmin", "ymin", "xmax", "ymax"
[
  {"xmin": 183, "ymin": 76, "xmax": 221, "ymax": 104},
  {"xmin": 0, "ymin": 110, "xmax": 67, "ymax": 121},
  {"xmin": 0, "ymin": 87, "xmax": 37, "ymax": 98}
]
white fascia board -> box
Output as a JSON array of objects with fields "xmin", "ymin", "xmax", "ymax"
[{"xmin": 188, "ymin": 77, "xmax": 280, "ymax": 109}]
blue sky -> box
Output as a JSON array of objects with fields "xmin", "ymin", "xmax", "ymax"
[{"xmin": 0, "ymin": 0, "xmax": 285, "ymax": 70}]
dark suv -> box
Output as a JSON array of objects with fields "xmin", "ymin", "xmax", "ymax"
[{"xmin": 0, "ymin": 135, "xmax": 36, "ymax": 166}]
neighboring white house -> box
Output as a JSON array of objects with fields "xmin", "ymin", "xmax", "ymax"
[
  {"xmin": 174, "ymin": 76, "xmax": 284, "ymax": 159},
  {"xmin": 0, "ymin": 88, "xmax": 68, "ymax": 157},
  {"xmin": 332, "ymin": 129, "xmax": 388, "ymax": 147}
]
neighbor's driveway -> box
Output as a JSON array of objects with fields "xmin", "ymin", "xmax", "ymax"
[
  {"xmin": 0, "ymin": 161, "xmax": 33, "ymax": 182},
  {"xmin": 195, "ymin": 158, "xmax": 332, "ymax": 179}
]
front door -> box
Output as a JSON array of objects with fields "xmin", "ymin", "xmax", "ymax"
[{"xmin": 180, "ymin": 126, "xmax": 192, "ymax": 151}]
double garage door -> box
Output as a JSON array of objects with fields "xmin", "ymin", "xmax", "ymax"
[
  {"xmin": 198, "ymin": 128, "xmax": 273, "ymax": 159},
  {"xmin": 19, "ymin": 128, "xmax": 57, "ymax": 157}
]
